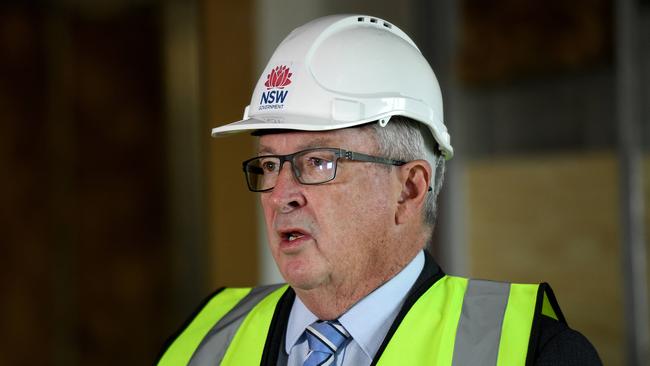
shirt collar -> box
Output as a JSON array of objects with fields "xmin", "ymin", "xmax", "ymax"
[
  {"xmin": 285, "ymin": 250, "xmax": 424, "ymax": 358},
  {"xmin": 285, "ymin": 296, "xmax": 318, "ymax": 354}
]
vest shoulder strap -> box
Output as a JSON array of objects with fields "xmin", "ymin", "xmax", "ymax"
[
  {"xmin": 377, "ymin": 276, "xmax": 564, "ymax": 366},
  {"xmin": 453, "ymin": 279, "xmax": 511, "ymax": 365},
  {"xmin": 376, "ymin": 275, "xmax": 469, "ymax": 365},
  {"xmin": 157, "ymin": 284, "xmax": 285, "ymax": 366},
  {"xmin": 189, "ymin": 284, "xmax": 285, "ymax": 365}
]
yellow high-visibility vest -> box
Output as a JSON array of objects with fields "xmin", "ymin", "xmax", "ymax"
[{"xmin": 158, "ymin": 276, "xmax": 563, "ymax": 366}]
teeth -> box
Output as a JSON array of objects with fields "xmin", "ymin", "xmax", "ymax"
[{"xmin": 287, "ymin": 232, "xmax": 303, "ymax": 241}]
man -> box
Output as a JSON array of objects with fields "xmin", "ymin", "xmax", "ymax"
[{"xmin": 158, "ymin": 15, "xmax": 601, "ymax": 365}]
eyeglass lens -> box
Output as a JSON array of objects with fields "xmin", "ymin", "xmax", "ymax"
[{"xmin": 245, "ymin": 149, "xmax": 338, "ymax": 191}]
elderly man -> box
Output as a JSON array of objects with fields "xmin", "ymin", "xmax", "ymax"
[{"xmin": 158, "ymin": 15, "xmax": 601, "ymax": 365}]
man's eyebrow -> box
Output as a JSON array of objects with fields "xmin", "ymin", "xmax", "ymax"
[
  {"xmin": 257, "ymin": 146, "xmax": 274, "ymax": 155},
  {"xmin": 257, "ymin": 137, "xmax": 335, "ymax": 155}
]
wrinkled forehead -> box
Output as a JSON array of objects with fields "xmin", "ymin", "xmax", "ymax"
[{"xmin": 255, "ymin": 126, "xmax": 377, "ymax": 155}]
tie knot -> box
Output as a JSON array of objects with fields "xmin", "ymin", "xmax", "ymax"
[{"xmin": 303, "ymin": 320, "xmax": 351, "ymax": 366}]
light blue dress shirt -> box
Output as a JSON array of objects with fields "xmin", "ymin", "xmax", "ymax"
[{"xmin": 285, "ymin": 250, "xmax": 425, "ymax": 366}]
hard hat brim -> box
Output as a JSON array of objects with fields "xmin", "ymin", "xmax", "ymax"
[
  {"xmin": 211, "ymin": 114, "xmax": 453, "ymax": 160},
  {"xmin": 211, "ymin": 115, "xmax": 379, "ymax": 137}
]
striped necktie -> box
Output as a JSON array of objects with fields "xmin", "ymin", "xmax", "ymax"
[{"xmin": 303, "ymin": 320, "xmax": 351, "ymax": 366}]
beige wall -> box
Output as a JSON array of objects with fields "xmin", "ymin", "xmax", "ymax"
[{"xmin": 465, "ymin": 151, "xmax": 650, "ymax": 365}]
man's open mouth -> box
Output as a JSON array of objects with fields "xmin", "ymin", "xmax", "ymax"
[{"xmin": 284, "ymin": 231, "xmax": 305, "ymax": 241}]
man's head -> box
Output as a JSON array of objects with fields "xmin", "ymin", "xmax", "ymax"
[
  {"xmin": 211, "ymin": 14, "xmax": 452, "ymax": 317},
  {"xmin": 254, "ymin": 124, "xmax": 433, "ymax": 317}
]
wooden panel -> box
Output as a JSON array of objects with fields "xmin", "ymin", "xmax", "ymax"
[
  {"xmin": 0, "ymin": 6, "xmax": 53, "ymax": 365},
  {"xmin": 458, "ymin": 0, "xmax": 612, "ymax": 85},
  {"xmin": 0, "ymin": 3, "xmax": 169, "ymax": 365},
  {"xmin": 202, "ymin": 1, "xmax": 259, "ymax": 287},
  {"xmin": 70, "ymin": 10, "xmax": 167, "ymax": 364},
  {"xmin": 466, "ymin": 152, "xmax": 622, "ymax": 365}
]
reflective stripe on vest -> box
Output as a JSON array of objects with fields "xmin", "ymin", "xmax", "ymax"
[
  {"xmin": 218, "ymin": 284, "xmax": 287, "ymax": 365},
  {"xmin": 189, "ymin": 284, "xmax": 286, "ymax": 365},
  {"xmin": 453, "ymin": 279, "xmax": 510, "ymax": 366},
  {"xmin": 157, "ymin": 288, "xmax": 251, "ymax": 366},
  {"xmin": 158, "ymin": 284, "xmax": 286, "ymax": 366},
  {"xmin": 452, "ymin": 280, "xmax": 550, "ymax": 366},
  {"xmin": 377, "ymin": 277, "xmax": 547, "ymax": 366},
  {"xmin": 158, "ymin": 276, "xmax": 559, "ymax": 365}
]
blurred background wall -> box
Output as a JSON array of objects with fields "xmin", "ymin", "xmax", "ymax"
[{"xmin": 1, "ymin": 0, "xmax": 649, "ymax": 365}]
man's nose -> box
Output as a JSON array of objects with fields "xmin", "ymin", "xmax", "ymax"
[{"xmin": 268, "ymin": 162, "xmax": 306, "ymax": 212}]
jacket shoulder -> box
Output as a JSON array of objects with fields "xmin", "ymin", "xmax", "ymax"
[{"xmin": 534, "ymin": 315, "xmax": 603, "ymax": 366}]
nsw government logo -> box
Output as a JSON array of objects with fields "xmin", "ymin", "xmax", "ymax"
[{"xmin": 259, "ymin": 65, "xmax": 292, "ymax": 110}]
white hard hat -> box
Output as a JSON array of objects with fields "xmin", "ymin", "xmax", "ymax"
[{"xmin": 211, "ymin": 14, "xmax": 453, "ymax": 159}]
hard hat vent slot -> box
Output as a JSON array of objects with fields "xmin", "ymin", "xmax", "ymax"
[{"xmin": 355, "ymin": 16, "xmax": 392, "ymax": 29}]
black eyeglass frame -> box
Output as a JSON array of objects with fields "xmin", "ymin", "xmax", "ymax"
[{"xmin": 241, "ymin": 147, "xmax": 407, "ymax": 192}]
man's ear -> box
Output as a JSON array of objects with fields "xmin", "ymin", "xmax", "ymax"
[{"xmin": 395, "ymin": 160, "xmax": 432, "ymax": 225}]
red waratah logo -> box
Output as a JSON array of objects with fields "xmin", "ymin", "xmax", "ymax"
[{"xmin": 264, "ymin": 65, "xmax": 292, "ymax": 89}]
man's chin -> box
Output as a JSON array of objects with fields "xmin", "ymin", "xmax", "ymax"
[
  {"xmin": 275, "ymin": 251, "xmax": 328, "ymax": 287},
  {"xmin": 282, "ymin": 269, "xmax": 326, "ymax": 292}
]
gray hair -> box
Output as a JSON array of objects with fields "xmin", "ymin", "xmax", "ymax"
[{"xmin": 363, "ymin": 116, "xmax": 446, "ymax": 234}]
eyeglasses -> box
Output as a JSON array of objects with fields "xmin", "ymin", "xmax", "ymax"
[{"xmin": 242, "ymin": 147, "xmax": 406, "ymax": 192}]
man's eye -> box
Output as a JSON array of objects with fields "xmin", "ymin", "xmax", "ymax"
[
  {"xmin": 308, "ymin": 157, "xmax": 324, "ymax": 167},
  {"xmin": 261, "ymin": 161, "xmax": 277, "ymax": 172}
]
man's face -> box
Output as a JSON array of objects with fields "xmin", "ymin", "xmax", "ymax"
[{"xmin": 258, "ymin": 128, "xmax": 401, "ymax": 295}]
